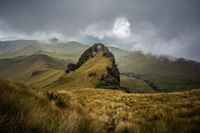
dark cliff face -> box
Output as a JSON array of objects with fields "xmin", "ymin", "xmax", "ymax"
[{"xmin": 65, "ymin": 43, "xmax": 130, "ymax": 92}]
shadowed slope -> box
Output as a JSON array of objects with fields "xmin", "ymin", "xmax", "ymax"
[
  {"xmin": 120, "ymin": 75, "xmax": 156, "ymax": 93},
  {"xmin": 118, "ymin": 51, "xmax": 200, "ymax": 92}
]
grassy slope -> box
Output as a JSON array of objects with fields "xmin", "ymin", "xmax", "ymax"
[
  {"xmin": 0, "ymin": 41, "xmax": 90, "ymax": 79},
  {"xmin": 49, "ymin": 51, "xmax": 112, "ymax": 90},
  {"xmin": 107, "ymin": 46, "xmax": 130, "ymax": 59},
  {"xmin": 120, "ymin": 75, "xmax": 156, "ymax": 93},
  {"xmin": 0, "ymin": 41, "xmax": 129, "ymax": 61},
  {"xmin": 60, "ymin": 87, "xmax": 200, "ymax": 133},
  {"xmin": 0, "ymin": 54, "xmax": 71, "ymax": 87},
  {"xmin": 0, "ymin": 41, "xmax": 9, "ymax": 52},
  {"xmin": 38, "ymin": 45, "xmax": 129, "ymax": 63},
  {"xmin": 0, "ymin": 41, "xmax": 89, "ymax": 61},
  {"xmin": 44, "ymin": 41, "xmax": 89, "ymax": 52},
  {"xmin": 0, "ymin": 43, "xmax": 50, "ymax": 58},
  {"xmin": 0, "ymin": 41, "xmax": 130, "ymax": 61},
  {"xmin": 0, "ymin": 79, "xmax": 100, "ymax": 133},
  {"xmin": 1, "ymin": 79, "xmax": 199, "ymax": 133},
  {"xmin": 118, "ymin": 51, "xmax": 200, "ymax": 92},
  {"xmin": 36, "ymin": 50, "xmax": 83, "ymax": 62},
  {"xmin": 0, "ymin": 40, "xmax": 38, "ymax": 52}
]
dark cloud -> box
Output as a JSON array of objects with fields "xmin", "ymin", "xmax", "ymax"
[{"xmin": 0, "ymin": 0, "xmax": 200, "ymax": 61}]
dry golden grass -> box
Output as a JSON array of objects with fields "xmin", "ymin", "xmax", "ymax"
[
  {"xmin": 1, "ymin": 79, "xmax": 199, "ymax": 133},
  {"xmin": 57, "ymin": 87, "xmax": 200, "ymax": 133},
  {"xmin": 0, "ymin": 79, "xmax": 103, "ymax": 133}
]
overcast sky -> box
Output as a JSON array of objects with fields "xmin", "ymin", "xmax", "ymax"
[{"xmin": 0, "ymin": 0, "xmax": 200, "ymax": 61}]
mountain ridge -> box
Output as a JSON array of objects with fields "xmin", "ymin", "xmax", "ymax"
[
  {"xmin": 48, "ymin": 43, "xmax": 130, "ymax": 92},
  {"xmin": 1, "ymin": 40, "xmax": 200, "ymax": 92}
]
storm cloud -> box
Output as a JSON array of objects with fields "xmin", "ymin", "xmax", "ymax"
[{"xmin": 0, "ymin": 0, "xmax": 200, "ymax": 61}]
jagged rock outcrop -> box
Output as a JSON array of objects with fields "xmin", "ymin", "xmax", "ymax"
[
  {"xmin": 64, "ymin": 43, "xmax": 130, "ymax": 91},
  {"xmin": 66, "ymin": 43, "xmax": 111, "ymax": 72},
  {"xmin": 76, "ymin": 43, "xmax": 110, "ymax": 68},
  {"xmin": 65, "ymin": 63, "xmax": 76, "ymax": 73}
]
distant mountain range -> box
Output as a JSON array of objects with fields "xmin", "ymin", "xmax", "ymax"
[
  {"xmin": 0, "ymin": 40, "xmax": 38, "ymax": 52},
  {"xmin": 0, "ymin": 39, "xmax": 200, "ymax": 93},
  {"xmin": 0, "ymin": 54, "xmax": 72, "ymax": 87}
]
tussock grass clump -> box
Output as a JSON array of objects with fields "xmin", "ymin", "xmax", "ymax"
[
  {"xmin": 65, "ymin": 88, "xmax": 200, "ymax": 133},
  {"xmin": 0, "ymin": 79, "xmax": 103, "ymax": 133},
  {"xmin": 46, "ymin": 90, "xmax": 70, "ymax": 108},
  {"xmin": 1, "ymin": 79, "xmax": 200, "ymax": 132}
]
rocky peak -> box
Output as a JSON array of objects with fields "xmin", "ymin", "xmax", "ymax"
[
  {"xmin": 64, "ymin": 43, "xmax": 130, "ymax": 92},
  {"xmin": 66, "ymin": 43, "xmax": 111, "ymax": 72},
  {"xmin": 76, "ymin": 43, "xmax": 110, "ymax": 68},
  {"xmin": 65, "ymin": 43, "xmax": 119, "ymax": 83},
  {"xmin": 90, "ymin": 43, "xmax": 109, "ymax": 56}
]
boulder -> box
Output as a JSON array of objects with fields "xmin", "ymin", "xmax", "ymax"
[{"xmin": 65, "ymin": 63, "xmax": 76, "ymax": 73}]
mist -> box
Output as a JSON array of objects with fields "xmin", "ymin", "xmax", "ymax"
[{"xmin": 0, "ymin": 0, "xmax": 200, "ymax": 61}]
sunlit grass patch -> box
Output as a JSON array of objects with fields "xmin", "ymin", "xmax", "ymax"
[{"xmin": 1, "ymin": 79, "xmax": 200, "ymax": 132}]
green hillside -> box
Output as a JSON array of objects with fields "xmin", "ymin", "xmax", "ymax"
[
  {"xmin": 120, "ymin": 75, "xmax": 156, "ymax": 93},
  {"xmin": 0, "ymin": 41, "xmax": 89, "ymax": 60},
  {"xmin": 44, "ymin": 41, "xmax": 89, "ymax": 52},
  {"xmin": 118, "ymin": 51, "xmax": 200, "ymax": 92},
  {"xmin": 0, "ymin": 40, "xmax": 38, "ymax": 52},
  {"xmin": 0, "ymin": 54, "xmax": 71, "ymax": 87},
  {"xmin": 0, "ymin": 43, "xmax": 50, "ymax": 58},
  {"xmin": 107, "ymin": 46, "xmax": 130, "ymax": 58},
  {"xmin": 0, "ymin": 40, "xmax": 88, "ymax": 53},
  {"xmin": 49, "ymin": 51, "xmax": 112, "ymax": 90},
  {"xmin": 0, "ymin": 40, "xmax": 130, "ymax": 61}
]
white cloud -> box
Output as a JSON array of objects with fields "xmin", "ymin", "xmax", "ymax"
[
  {"xmin": 80, "ymin": 23, "xmax": 107, "ymax": 39},
  {"xmin": 80, "ymin": 17, "xmax": 131, "ymax": 39},
  {"xmin": 111, "ymin": 17, "xmax": 130, "ymax": 38},
  {"xmin": 130, "ymin": 21, "xmax": 200, "ymax": 61},
  {"xmin": 0, "ymin": 34, "xmax": 3, "ymax": 38}
]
